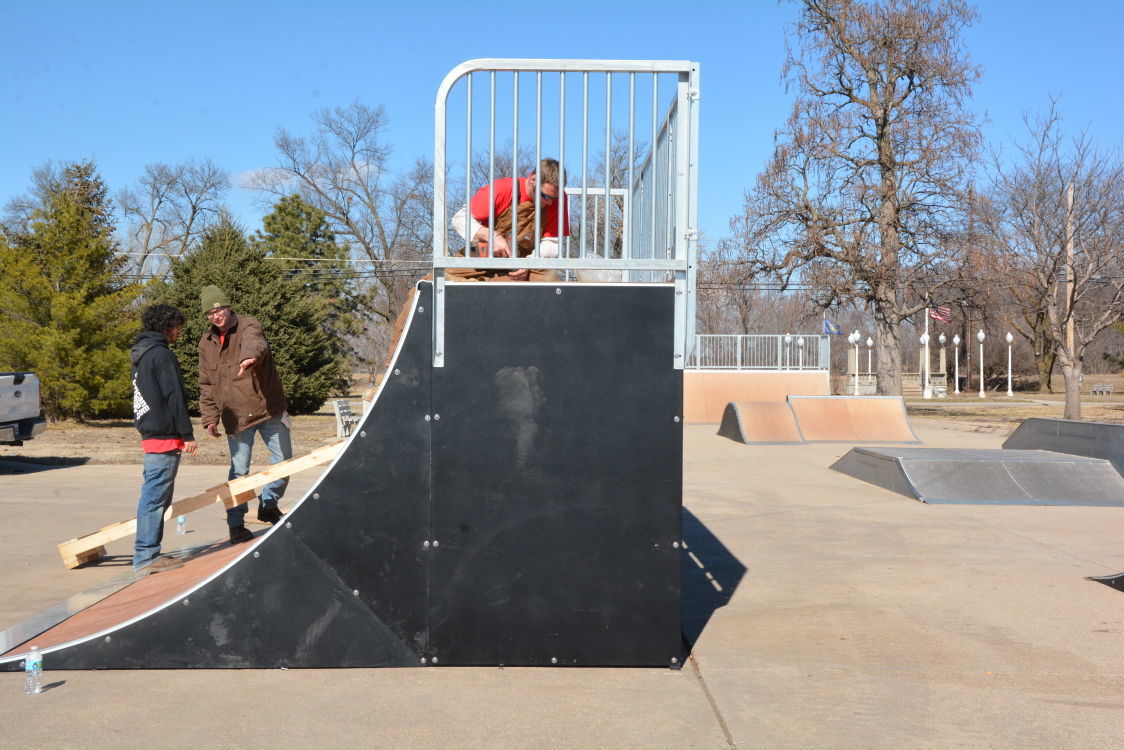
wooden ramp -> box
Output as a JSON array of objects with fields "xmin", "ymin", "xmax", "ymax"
[
  {"xmin": 787, "ymin": 396, "xmax": 919, "ymax": 443},
  {"xmin": 683, "ymin": 370, "xmax": 830, "ymax": 423},
  {"xmin": 717, "ymin": 401, "xmax": 805, "ymax": 444}
]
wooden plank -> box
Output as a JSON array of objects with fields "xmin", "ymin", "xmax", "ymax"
[{"xmin": 56, "ymin": 441, "xmax": 343, "ymax": 568}]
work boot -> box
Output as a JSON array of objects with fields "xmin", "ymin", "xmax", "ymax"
[
  {"xmin": 140, "ymin": 556, "xmax": 185, "ymax": 576},
  {"xmin": 229, "ymin": 525, "xmax": 254, "ymax": 544},
  {"xmin": 257, "ymin": 505, "xmax": 284, "ymax": 525}
]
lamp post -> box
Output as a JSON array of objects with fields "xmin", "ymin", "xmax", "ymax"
[
  {"xmin": 796, "ymin": 336, "xmax": 805, "ymax": 370},
  {"xmin": 977, "ymin": 329, "xmax": 986, "ymax": 398},
  {"xmin": 938, "ymin": 333, "xmax": 947, "ymax": 397},
  {"xmin": 866, "ymin": 337, "xmax": 873, "ymax": 378},
  {"xmin": 1006, "ymin": 332, "xmax": 1014, "ymax": 397},
  {"xmin": 784, "ymin": 333, "xmax": 792, "ymax": 370},
  {"xmin": 847, "ymin": 332, "xmax": 859, "ymax": 395},
  {"xmin": 952, "ymin": 334, "xmax": 961, "ymax": 394},
  {"xmin": 920, "ymin": 332, "xmax": 931, "ymax": 399}
]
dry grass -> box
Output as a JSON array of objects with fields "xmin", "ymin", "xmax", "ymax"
[{"xmin": 0, "ymin": 412, "xmax": 341, "ymax": 465}]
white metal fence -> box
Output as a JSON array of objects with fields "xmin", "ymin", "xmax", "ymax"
[
  {"xmin": 432, "ymin": 59, "xmax": 700, "ymax": 367},
  {"xmin": 687, "ymin": 334, "xmax": 830, "ymax": 370}
]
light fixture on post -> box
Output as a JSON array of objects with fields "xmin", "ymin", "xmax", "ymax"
[
  {"xmin": 1006, "ymin": 332, "xmax": 1014, "ymax": 397},
  {"xmin": 866, "ymin": 336, "xmax": 874, "ymax": 381},
  {"xmin": 796, "ymin": 335, "xmax": 805, "ymax": 370},
  {"xmin": 977, "ymin": 329, "xmax": 986, "ymax": 398},
  {"xmin": 847, "ymin": 332, "xmax": 859, "ymax": 395},
  {"xmin": 784, "ymin": 333, "xmax": 792, "ymax": 370},
  {"xmin": 952, "ymin": 334, "xmax": 961, "ymax": 394},
  {"xmin": 920, "ymin": 332, "xmax": 932, "ymax": 399},
  {"xmin": 938, "ymin": 333, "xmax": 947, "ymax": 397}
]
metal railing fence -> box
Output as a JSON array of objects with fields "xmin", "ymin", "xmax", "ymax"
[{"xmin": 687, "ymin": 334, "xmax": 830, "ymax": 370}]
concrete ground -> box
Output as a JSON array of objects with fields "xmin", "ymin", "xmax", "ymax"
[{"xmin": 1, "ymin": 419, "xmax": 1121, "ymax": 749}]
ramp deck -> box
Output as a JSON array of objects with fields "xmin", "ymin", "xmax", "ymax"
[{"xmin": 831, "ymin": 447, "xmax": 1124, "ymax": 505}]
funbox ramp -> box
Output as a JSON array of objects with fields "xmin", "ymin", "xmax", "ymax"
[
  {"xmin": 1003, "ymin": 417, "xmax": 1124, "ymax": 478},
  {"xmin": 718, "ymin": 396, "xmax": 919, "ymax": 445},
  {"xmin": 0, "ymin": 282, "xmax": 684, "ymax": 670},
  {"xmin": 831, "ymin": 447, "xmax": 1124, "ymax": 505}
]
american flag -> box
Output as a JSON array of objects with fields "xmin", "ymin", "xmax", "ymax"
[{"xmin": 928, "ymin": 305, "xmax": 952, "ymax": 324}]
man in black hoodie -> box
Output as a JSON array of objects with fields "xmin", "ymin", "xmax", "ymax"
[{"xmin": 131, "ymin": 304, "xmax": 198, "ymax": 574}]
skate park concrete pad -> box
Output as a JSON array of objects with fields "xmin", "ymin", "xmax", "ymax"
[
  {"xmin": 831, "ymin": 446, "xmax": 1124, "ymax": 505},
  {"xmin": 717, "ymin": 401, "xmax": 805, "ymax": 444},
  {"xmin": 683, "ymin": 370, "xmax": 829, "ymax": 423},
  {"xmin": 785, "ymin": 395, "xmax": 919, "ymax": 443},
  {"xmin": 1003, "ymin": 417, "xmax": 1124, "ymax": 476}
]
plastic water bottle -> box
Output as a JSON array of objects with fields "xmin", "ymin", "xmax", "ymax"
[
  {"xmin": 24, "ymin": 646, "xmax": 42, "ymax": 694},
  {"xmin": 176, "ymin": 515, "xmax": 186, "ymax": 534}
]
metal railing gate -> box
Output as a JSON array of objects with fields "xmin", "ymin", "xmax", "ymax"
[{"xmin": 433, "ymin": 59, "xmax": 700, "ymax": 367}]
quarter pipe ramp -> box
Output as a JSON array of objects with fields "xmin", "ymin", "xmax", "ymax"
[{"xmin": 1, "ymin": 282, "xmax": 684, "ymax": 670}]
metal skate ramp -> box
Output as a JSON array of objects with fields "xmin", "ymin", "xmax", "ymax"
[
  {"xmin": 831, "ymin": 447, "xmax": 1124, "ymax": 505},
  {"xmin": 1003, "ymin": 418, "xmax": 1124, "ymax": 477}
]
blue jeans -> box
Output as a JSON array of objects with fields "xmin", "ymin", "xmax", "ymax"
[
  {"xmin": 133, "ymin": 450, "xmax": 182, "ymax": 569},
  {"xmin": 226, "ymin": 415, "xmax": 293, "ymax": 527}
]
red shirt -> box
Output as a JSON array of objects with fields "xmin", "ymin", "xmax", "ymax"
[
  {"xmin": 469, "ymin": 177, "xmax": 570, "ymax": 238},
  {"xmin": 142, "ymin": 438, "xmax": 184, "ymax": 454}
]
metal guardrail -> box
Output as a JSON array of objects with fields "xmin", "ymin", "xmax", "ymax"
[
  {"xmin": 432, "ymin": 59, "xmax": 700, "ymax": 368},
  {"xmin": 687, "ymin": 334, "xmax": 830, "ymax": 371}
]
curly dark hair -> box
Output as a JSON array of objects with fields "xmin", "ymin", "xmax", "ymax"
[{"xmin": 141, "ymin": 303, "xmax": 186, "ymax": 333}]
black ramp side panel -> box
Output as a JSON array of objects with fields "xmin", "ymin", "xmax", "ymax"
[
  {"xmin": 717, "ymin": 402, "xmax": 745, "ymax": 443},
  {"xmin": 430, "ymin": 284, "xmax": 682, "ymax": 666},
  {"xmin": 285, "ymin": 288, "xmax": 433, "ymax": 656},
  {"xmin": 38, "ymin": 532, "xmax": 419, "ymax": 669}
]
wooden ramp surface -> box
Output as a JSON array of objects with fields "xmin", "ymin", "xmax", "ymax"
[
  {"xmin": 717, "ymin": 401, "xmax": 805, "ymax": 444},
  {"xmin": 787, "ymin": 396, "xmax": 919, "ymax": 443},
  {"xmin": 683, "ymin": 370, "xmax": 829, "ymax": 423}
]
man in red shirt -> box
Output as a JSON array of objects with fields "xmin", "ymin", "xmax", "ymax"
[{"xmin": 451, "ymin": 157, "xmax": 570, "ymax": 281}]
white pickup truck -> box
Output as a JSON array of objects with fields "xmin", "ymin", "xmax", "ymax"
[{"xmin": 0, "ymin": 372, "xmax": 47, "ymax": 445}]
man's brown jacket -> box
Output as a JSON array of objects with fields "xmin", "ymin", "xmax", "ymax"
[{"xmin": 198, "ymin": 312, "xmax": 288, "ymax": 435}]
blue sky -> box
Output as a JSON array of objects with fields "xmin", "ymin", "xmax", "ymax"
[{"xmin": 3, "ymin": 0, "xmax": 1122, "ymax": 247}]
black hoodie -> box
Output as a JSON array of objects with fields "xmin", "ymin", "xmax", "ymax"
[{"xmin": 130, "ymin": 330, "xmax": 194, "ymax": 442}]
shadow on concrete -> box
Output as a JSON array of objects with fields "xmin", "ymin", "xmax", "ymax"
[
  {"xmin": 0, "ymin": 457, "xmax": 90, "ymax": 475},
  {"xmin": 681, "ymin": 508, "xmax": 747, "ymax": 651}
]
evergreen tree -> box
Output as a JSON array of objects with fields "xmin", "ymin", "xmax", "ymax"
[
  {"xmin": 155, "ymin": 218, "xmax": 343, "ymax": 415},
  {"xmin": 254, "ymin": 195, "xmax": 360, "ymax": 379},
  {"xmin": 0, "ymin": 161, "xmax": 141, "ymax": 419}
]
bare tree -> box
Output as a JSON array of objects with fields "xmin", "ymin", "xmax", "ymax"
[
  {"xmin": 982, "ymin": 103, "xmax": 1124, "ymax": 418},
  {"xmin": 248, "ymin": 102, "xmax": 433, "ymax": 326},
  {"xmin": 117, "ymin": 159, "xmax": 229, "ymax": 278},
  {"xmin": 727, "ymin": 0, "xmax": 982, "ymax": 394}
]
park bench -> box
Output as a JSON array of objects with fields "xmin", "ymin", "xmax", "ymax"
[
  {"xmin": 334, "ymin": 399, "xmax": 362, "ymax": 437},
  {"xmin": 1091, "ymin": 384, "xmax": 1115, "ymax": 396}
]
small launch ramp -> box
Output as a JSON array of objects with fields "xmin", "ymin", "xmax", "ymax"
[
  {"xmin": 831, "ymin": 447, "xmax": 1124, "ymax": 505},
  {"xmin": 718, "ymin": 401, "xmax": 805, "ymax": 444},
  {"xmin": 0, "ymin": 283, "xmax": 684, "ymax": 670},
  {"xmin": 1003, "ymin": 418, "xmax": 1124, "ymax": 477},
  {"xmin": 788, "ymin": 396, "xmax": 919, "ymax": 443}
]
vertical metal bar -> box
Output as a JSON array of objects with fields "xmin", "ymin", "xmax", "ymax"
[
  {"xmin": 559, "ymin": 72, "xmax": 567, "ymax": 257},
  {"xmin": 465, "ymin": 73, "xmax": 472, "ymax": 258},
  {"xmin": 650, "ymin": 74, "xmax": 657, "ymax": 268},
  {"xmin": 627, "ymin": 72, "xmax": 635, "ymax": 262},
  {"xmin": 488, "ymin": 70, "xmax": 496, "ymax": 258},
  {"xmin": 580, "ymin": 71, "xmax": 589, "ymax": 258},
  {"xmin": 604, "ymin": 72, "xmax": 612, "ymax": 259},
  {"xmin": 534, "ymin": 71, "xmax": 542, "ymax": 257},
  {"xmin": 512, "ymin": 71, "xmax": 519, "ymax": 261},
  {"xmin": 684, "ymin": 63, "xmax": 701, "ymax": 365}
]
